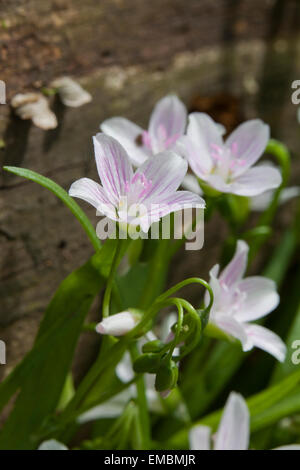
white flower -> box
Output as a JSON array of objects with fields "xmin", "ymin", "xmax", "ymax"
[
  {"xmin": 189, "ymin": 392, "xmax": 249, "ymax": 450},
  {"xmin": 38, "ymin": 439, "xmax": 68, "ymax": 450},
  {"xmin": 95, "ymin": 311, "xmax": 139, "ymax": 336},
  {"xmin": 100, "ymin": 95, "xmax": 187, "ymax": 167},
  {"xmin": 178, "ymin": 114, "xmax": 282, "ymax": 196},
  {"xmin": 205, "ymin": 240, "xmax": 286, "ymax": 362},
  {"xmin": 189, "ymin": 392, "xmax": 300, "ymax": 451},
  {"xmin": 69, "ymin": 134, "xmax": 204, "ymax": 233}
]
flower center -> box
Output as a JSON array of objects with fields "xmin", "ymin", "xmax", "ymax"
[
  {"xmin": 210, "ymin": 142, "xmax": 246, "ymax": 181},
  {"xmin": 142, "ymin": 127, "xmax": 180, "ymax": 153},
  {"xmin": 123, "ymin": 172, "xmax": 153, "ymax": 209}
]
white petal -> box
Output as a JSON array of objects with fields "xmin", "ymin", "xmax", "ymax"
[
  {"xmin": 244, "ymin": 324, "xmax": 287, "ymax": 362},
  {"xmin": 279, "ymin": 186, "xmax": 300, "ymax": 204},
  {"xmin": 181, "ymin": 174, "xmax": 203, "ymax": 195},
  {"xmin": 230, "ymin": 166, "xmax": 282, "ymax": 197},
  {"xmin": 116, "ymin": 352, "xmax": 134, "ymax": 383},
  {"xmin": 235, "ymin": 276, "xmax": 279, "ymax": 322},
  {"xmin": 215, "ymin": 392, "xmax": 249, "ymax": 450},
  {"xmin": 250, "ymin": 190, "xmax": 274, "ymax": 211},
  {"xmin": 93, "ymin": 133, "xmax": 133, "ymax": 206},
  {"xmin": 219, "ymin": 240, "xmax": 249, "ymax": 287},
  {"xmin": 149, "ymin": 95, "xmax": 187, "ymax": 153},
  {"xmin": 101, "ymin": 117, "xmax": 149, "ymax": 166},
  {"xmin": 185, "ymin": 113, "xmax": 224, "ymax": 175},
  {"xmin": 189, "ymin": 425, "xmax": 211, "ymax": 450},
  {"xmin": 275, "ymin": 445, "xmax": 300, "ymax": 450},
  {"xmin": 213, "ymin": 316, "xmax": 250, "ymax": 351},
  {"xmin": 137, "ymin": 151, "xmax": 188, "ymax": 204},
  {"xmin": 251, "ymin": 186, "xmax": 300, "ymax": 212},
  {"xmin": 77, "ymin": 389, "xmax": 133, "ymax": 423},
  {"xmin": 69, "ymin": 177, "xmax": 116, "ymax": 218},
  {"xmin": 161, "ymin": 313, "xmax": 178, "ymax": 342},
  {"xmin": 137, "ymin": 190, "xmax": 204, "ymax": 232},
  {"xmin": 225, "ymin": 120, "xmax": 270, "ymax": 176},
  {"xmin": 205, "ymin": 264, "xmax": 221, "ymax": 309},
  {"xmin": 96, "ymin": 311, "xmax": 138, "ymax": 336},
  {"xmin": 38, "ymin": 440, "xmax": 68, "ymax": 450}
]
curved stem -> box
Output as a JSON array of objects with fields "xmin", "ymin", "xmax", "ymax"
[
  {"xmin": 157, "ymin": 277, "xmax": 214, "ymax": 314},
  {"xmin": 166, "ymin": 299, "xmax": 184, "ymax": 360}
]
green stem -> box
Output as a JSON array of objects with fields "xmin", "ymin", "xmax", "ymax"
[
  {"xmin": 248, "ymin": 139, "xmax": 291, "ymax": 262},
  {"xmin": 157, "ymin": 277, "xmax": 214, "ymax": 314},
  {"xmin": 139, "ymin": 239, "xmax": 170, "ymax": 309},
  {"xmin": 129, "ymin": 342, "xmax": 151, "ymax": 449},
  {"xmin": 166, "ymin": 299, "xmax": 184, "ymax": 360},
  {"xmin": 102, "ymin": 238, "xmax": 123, "ymax": 318}
]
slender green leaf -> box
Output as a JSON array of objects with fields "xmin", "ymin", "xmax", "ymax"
[
  {"xmin": 3, "ymin": 166, "xmax": 101, "ymax": 252},
  {"xmin": 0, "ymin": 240, "xmax": 118, "ymax": 449}
]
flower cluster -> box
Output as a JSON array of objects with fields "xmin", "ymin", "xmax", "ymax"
[{"xmin": 66, "ymin": 94, "xmax": 296, "ymax": 450}]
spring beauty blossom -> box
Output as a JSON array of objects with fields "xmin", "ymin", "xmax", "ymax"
[
  {"xmin": 95, "ymin": 311, "xmax": 140, "ymax": 336},
  {"xmin": 205, "ymin": 240, "xmax": 286, "ymax": 362},
  {"xmin": 100, "ymin": 95, "xmax": 187, "ymax": 167},
  {"xmin": 69, "ymin": 133, "xmax": 204, "ymax": 232},
  {"xmin": 189, "ymin": 392, "xmax": 300, "ymax": 450},
  {"xmin": 178, "ymin": 113, "xmax": 282, "ymax": 196}
]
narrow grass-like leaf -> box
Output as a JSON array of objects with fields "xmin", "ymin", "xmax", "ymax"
[
  {"xmin": 3, "ymin": 166, "xmax": 101, "ymax": 252},
  {"xmin": 0, "ymin": 241, "xmax": 118, "ymax": 449}
]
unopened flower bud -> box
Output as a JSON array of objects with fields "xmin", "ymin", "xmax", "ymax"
[
  {"xmin": 155, "ymin": 359, "xmax": 178, "ymax": 392},
  {"xmin": 133, "ymin": 353, "xmax": 161, "ymax": 374},
  {"xmin": 142, "ymin": 340, "xmax": 165, "ymax": 354},
  {"xmin": 95, "ymin": 311, "xmax": 139, "ymax": 336}
]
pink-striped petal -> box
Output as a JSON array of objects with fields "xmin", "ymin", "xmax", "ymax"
[
  {"xmin": 215, "ymin": 392, "xmax": 249, "ymax": 450},
  {"xmin": 225, "ymin": 119, "xmax": 270, "ymax": 177},
  {"xmin": 205, "ymin": 264, "xmax": 221, "ymax": 309},
  {"xmin": 100, "ymin": 117, "xmax": 150, "ymax": 166},
  {"xmin": 181, "ymin": 173, "xmax": 203, "ymax": 195},
  {"xmin": 69, "ymin": 177, "xmax": 115, "ymax": 218},
  {"xmin": 219, "ymin": 240, "xmax": 249, "ymax": 288},
  {"xmin": 244, "ymin": 324, "xmax": 287, "ymax": 362},
  {"xmin": 214, "ymin": 315, "xmax": 250, "ymax": 351},
  {"xmin": 149, "ymin": 95, "xmax": 187, "ymax": 153},
  {"xmin": 93, "ymin": 133, "xmax": 133, "ymax": 205},
  {"xmin": 230, "ymin": 165, "xmax": 282, "ymax": 196},
  {"xmin": 137, "ymin": 151, "xmax": 188, "ymax": 204},
  {"xmin": 186, "ymin": 112, "xmax": 225, "ymax": 175},
  {"xmin": 235, "ymin": 276, "xmax": 280, "ymax": 322},
  {"xmin": 189, "ymin": 426, "xmax": 211, "ymax": 450},
  {"xmin": 130, "ymin": 190, "xmax": 204, "ymax": 233}
]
